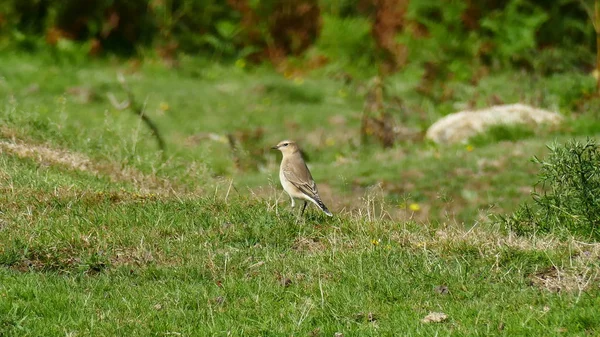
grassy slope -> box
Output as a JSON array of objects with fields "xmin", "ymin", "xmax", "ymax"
[{"xmin": 1, "ymin": 52, "xmax": 599, "ymax": 335}]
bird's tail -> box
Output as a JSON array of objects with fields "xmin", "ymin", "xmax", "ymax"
[{"xmin": 315, "ymin": 198, "xmax": 333, "ymax": 217}]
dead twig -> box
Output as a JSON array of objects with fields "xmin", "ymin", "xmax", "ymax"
[{"xmin": 108, "ymin": 73, "xmax": 167, "ymax": 158}]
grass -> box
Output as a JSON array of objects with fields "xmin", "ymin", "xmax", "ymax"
[{"xmin": 1, "ymin": 50, "xmax": 600, "ymax": 335}]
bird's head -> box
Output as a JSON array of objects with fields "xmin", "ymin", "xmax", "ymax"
[{"xmin": 271, "ymin": 140, "xmax": 299, "ymax": 155}]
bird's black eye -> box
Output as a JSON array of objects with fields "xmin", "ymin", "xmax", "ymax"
[{"xmin": 283, "ymin": 143, "xmax": 288, "ymax": 146}]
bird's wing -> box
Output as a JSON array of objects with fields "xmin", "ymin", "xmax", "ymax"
[{"xmin": 283, "ymin": 155, "xmax": 320, "ymax": 201}]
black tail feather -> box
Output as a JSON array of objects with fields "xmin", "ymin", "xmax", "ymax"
[{"xmin": 316, "ymin": 199, "xmax": 333, "ymax": 217}]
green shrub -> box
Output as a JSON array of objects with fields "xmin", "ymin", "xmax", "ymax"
[
  {"xmin": 480, "ymin": 0, "xmax": 549, "ymax": 67},
  {"xmin": 396, "ymin": 0, "xmax": 479, "ymax": 82},
  {"xmin": 544, "ymin": 73, "xmax": 596, "ymax": 112},
  {"xmin": 0, "ymin": 0, "xmax": 158, "ymax": 54},
  {"xmin": 319, "ymin": 0, "xmax": 361, "ymax": 17},
  {"xmin": 315, "ymin": 14, "xmax": 376, "ymax": 76},
  {"xmin": 501, "ymin": 139, "xmax": 600, "ymax": 240},
  {"xmin": 395, "ymin": 0, "xmax": 553, "ymax": 81},
  {"xmin": 0, "ymin": 0, "xmax": 250, "ymax": 56},
  {"xmin": 0, "ymin": 0, "xmax": 595, "ymax": 73},
  {"xmin": 154, "ymin": 0, "xmax": 242, "ymax": 56}
]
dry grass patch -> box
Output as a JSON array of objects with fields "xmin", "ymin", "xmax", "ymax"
[
  {"xmin": 0, "ymin": 138, "xmax": 174, "ymax": 192},
  {"xmin": 384, "ymin": 223, "xmax": 600, "ymax": 293},
  {"xmin": 292, "ymin": 236, "xmax": 327, "ymax": 254},
  {"xmin": 1, "ymin": 139, "xmax": 94, "ymax": 171},
  {"xmin": 527, "ymin": 241, "xmax": 600, "ymax": 293},
  {"xmin": 5, "ymin": 234, "xmax": 180, "ymax": 274},
  {"xmin": 529, "ymin": 265, "xmax": 599, "ymax": 293},
  {"xmin": 0, "ymin": 187, "xmax": 161, "ymax": 212},
  {"xmin": 6, "ymin": 246, "xmax": 109, "ymax": 274},
  {"xmin": 111, "ymin": 247, "xmax": 180, "ymax": 268},
  {"xmin": 388, "ymin": 224, "xmax": 599, "ymax": 256}
]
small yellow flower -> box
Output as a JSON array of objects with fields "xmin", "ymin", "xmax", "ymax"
[
  {"xmin": 293, "ymin": 77, "xmax": 304, "ymax": 85},
  {"xmin": 371, "ymin": 239, "xmax": 381, "ymax": 246},
  {"xmin": 235, "ymin": 59, "xmax": 246, "ymax": 69},
  {"xmin": 409, "ymin": 203, "xmax": 420, "ymax": 211},
  {"xmin": 335, "ymin": 154, "xmax": 347, "ymax": 163},
  {"xmin": 159, "ymin": 102, "xmax": 169, "ymax": 111},
  {"xmin": 466, "ymin": 144, "xmax": 474, "ymax": 152}
]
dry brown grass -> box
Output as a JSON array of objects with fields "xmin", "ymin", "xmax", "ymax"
[
  {"xmin": 292, "ymin": 236, "xmax": 327, "ymax": 254},
  {"xmin": 385, "ymin": 224, "xmax": 600, "ymax": 293},
  {"xmin": 530, "ymin": 265, "xmax": 599, "ymax": 293},
  {"xmin": 0, "ymin": 138, "xmax": 174, "ymax": 193}
]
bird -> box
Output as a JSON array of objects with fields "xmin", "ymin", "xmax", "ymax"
[{"xmin": 271, "ymin": 140, "xmax": 333, "ymax": 217}]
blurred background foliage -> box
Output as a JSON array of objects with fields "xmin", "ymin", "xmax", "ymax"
[{"xmin": 0, "ymin": 0, "xmax": 595, "ymax": 77}]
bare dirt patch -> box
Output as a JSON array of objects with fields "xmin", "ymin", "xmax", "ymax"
[
  {"xmin": 1, "ymin": 140, "xmax": 95, "ymax": 171},
  {"xmin": 0, "ymin": 138, "xmax": 173, "ymax": 192}
]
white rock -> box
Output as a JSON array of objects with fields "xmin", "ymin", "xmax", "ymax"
[
  {"xmin": 421, "ymin": 311, "xmax": 448, "ymax": 323},
  {"xmin": 426, "ymin": 103, "xmax": 563, "ymax": 144}
]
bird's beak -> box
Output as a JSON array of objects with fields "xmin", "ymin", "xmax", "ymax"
[{"xmin": 271, "ymin": 145, "xmax": 279, "ymax": 150}]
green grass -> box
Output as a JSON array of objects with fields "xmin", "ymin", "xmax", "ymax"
[{"xmin": 1, "ymin": 51, "xmax": 600, "ymax": 335}]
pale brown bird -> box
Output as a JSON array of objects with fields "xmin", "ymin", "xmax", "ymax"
[{"xmin": 271, "ymin": 140, "xmax": 332, "ymax": 216}]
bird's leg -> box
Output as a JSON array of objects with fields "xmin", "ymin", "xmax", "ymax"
[
  {"xmin": 290, "ymin": 196, "xmax": 295, "ymax": 208},
  {"xmin": 301, "ymin": 201, "xmax": 308, "ymax": 216}
]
